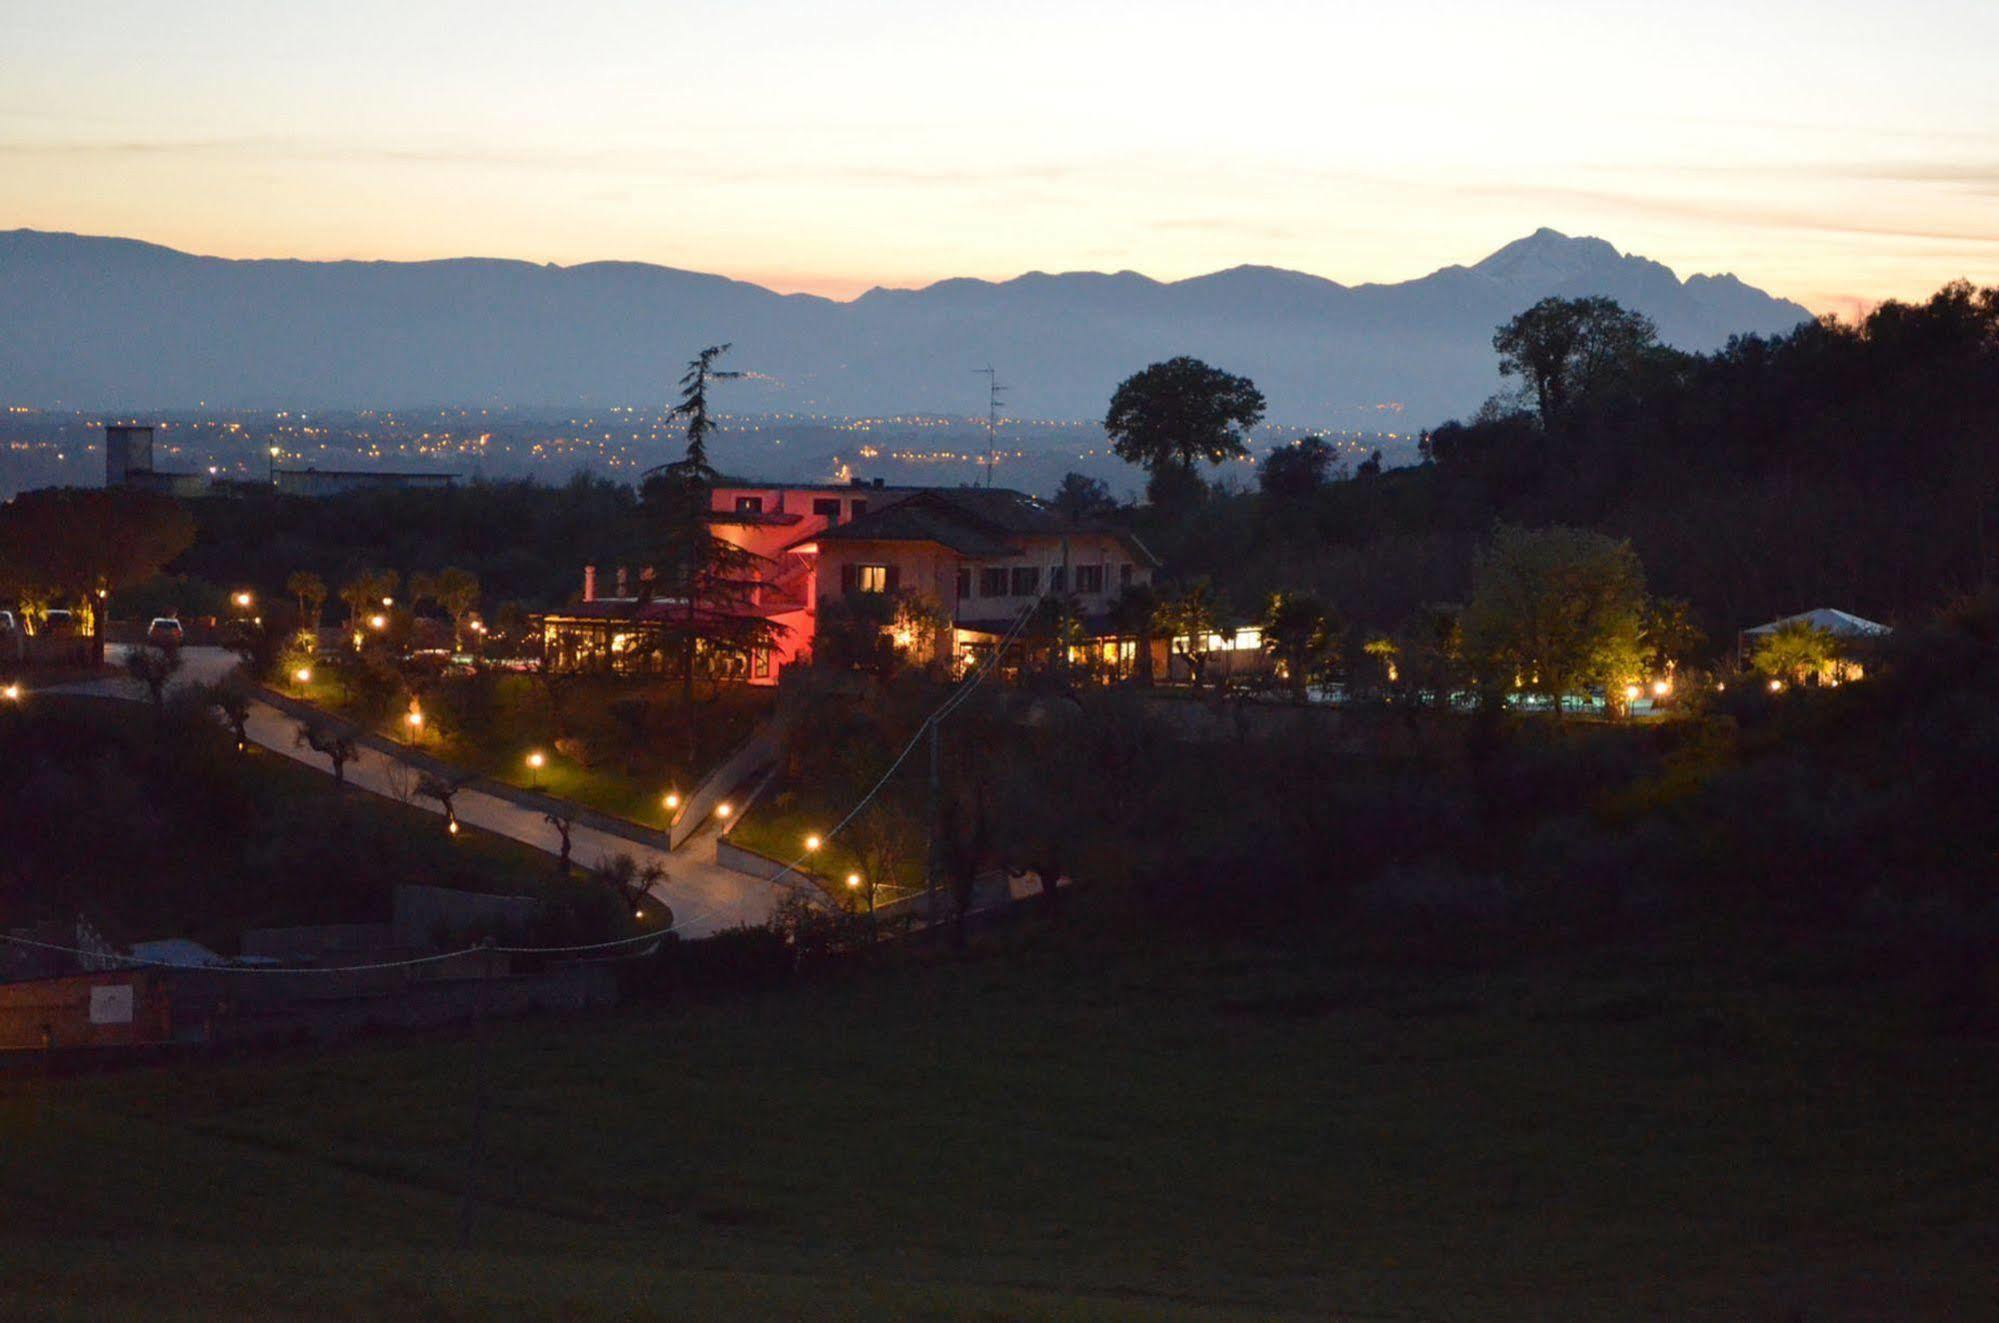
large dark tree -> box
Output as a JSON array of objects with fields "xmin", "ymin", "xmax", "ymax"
[
  {"xmin": 1259, "ymin": 436, "xmax": 1337, "ymax": 500},
  {"xmin": 1493, "ymin": 296, "xmax": 1661, "ymax": 428},
  {"xmin": 1104, "ymin": 357, "xmax": 1266, "ymax": 505},
  {"xmin": 666, "ymin": 343, "xmax": 740, "ymax": 482}
]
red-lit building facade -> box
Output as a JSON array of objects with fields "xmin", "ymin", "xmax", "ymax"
[{"xmin": 539, "ymin": 479, "xmax": 1158, "ymax": 684}]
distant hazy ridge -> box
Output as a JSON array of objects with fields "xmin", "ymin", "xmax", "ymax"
[{"xmin": 0, "ymin": 228, "xmax": 1810, "ymax": 425}]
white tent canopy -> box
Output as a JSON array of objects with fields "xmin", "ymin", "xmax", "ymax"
[{"xmin": 1741, "ymin": 608, "xmax": 1890, "ymax": 639}]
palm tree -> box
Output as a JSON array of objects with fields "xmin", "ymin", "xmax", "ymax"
[{"xmin": 286, "ymin": 570, "xmax": 327, "ymax": 629}]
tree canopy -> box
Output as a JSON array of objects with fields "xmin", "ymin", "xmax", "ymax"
[
  {"xmin": 1493, "ymin": 295, "xmax": 1663, "ymax": 427},
  {"xmin": 1461, "ymin": 523, "xmax": 1647, "ymax": 711},
  {"xmin": 1104, "ymin": 357, "xmax": 1266, "ymax": 502}
]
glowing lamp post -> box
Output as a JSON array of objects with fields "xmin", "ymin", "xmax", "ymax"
[
  {"xmin": 715, "ymin": 801, "xmax": 733, "ymax": 823},
  {"xmin": 804, "ymin": 833, "xmax": 822, "ymax": 853},
  {"xmin": 232, "ymin": 590, "xmax": 254, "ymax": 612},
  {"xmin": 405, "ymin": 707, "xmax": 424, "ymax": 745},
  {"xmin": 293, "ymin": 666, "xmax": 312, "ymax": 685},
  {"xmin": 526, "ymin": 750, "xmax": 546, "ymax": 790},
  {"xmin": 368, "ymin": 614, "xmax": 387, "ymax": 631},
  {"xmin": 2, "ymin": 682, "xmax": 20, "ymax": 702},
  {"xmin": 663, "ymin": 790, "xmax": 681, "ymax": 813}
]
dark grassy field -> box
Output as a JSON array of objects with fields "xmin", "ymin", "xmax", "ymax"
[{"xmin": 1, "ymin": 944, "xmax": 1991, "ymax": 1321}]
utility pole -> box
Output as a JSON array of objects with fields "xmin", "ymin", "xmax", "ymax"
[
  {"xmin": 971, "ymin": 366, "xmax": 1005, "ymax": 488},
  {"xmin": 924, "ymin": 715, "xmax": 941, "ymax": 944}
]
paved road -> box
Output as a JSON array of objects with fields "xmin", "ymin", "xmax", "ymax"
[{"xmin": 54, "ymin": 647, "xmax": 786, "ymax": 937}]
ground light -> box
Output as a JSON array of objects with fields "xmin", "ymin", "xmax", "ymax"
[{"xmin": 526, "ymin": 750, "xmax": 545, "ymax": 790}]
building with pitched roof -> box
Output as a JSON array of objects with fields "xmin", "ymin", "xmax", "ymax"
[{"xmin": 538, "ymin": 478, "xmax": 1158, "ymax": 683}]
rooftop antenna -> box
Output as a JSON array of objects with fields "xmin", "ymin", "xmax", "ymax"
[{"xmin": 972, "ymin": 365, "xmax": 1006, "ymax": 487}]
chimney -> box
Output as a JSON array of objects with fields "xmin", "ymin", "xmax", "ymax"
[{"xmin": 583, "ymin": 565, "xmax": 597, "ymax": 602}]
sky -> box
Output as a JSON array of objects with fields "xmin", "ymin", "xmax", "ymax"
[{"xmin": 2, "ymin": 0, "xmax": 1995, "ymax": 315}]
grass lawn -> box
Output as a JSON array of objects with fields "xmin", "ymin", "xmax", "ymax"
[
  {"xmin": 729, "ymin": 784, "xmax": 927, "ymax": 902},
  {"xmin": 6, "ymin": 697, "xmax": 564, "ymax": 947},
  {"xmin": 283, "ymin": 668, "xmax": 770, "ymax": 832},
  {"xmin": 2, "ymin": 942, "xmax": 1991, "ymax": 1320}
]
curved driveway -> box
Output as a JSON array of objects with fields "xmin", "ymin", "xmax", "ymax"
[{"xmin": 54, "ymin": 647, "xmax": 786, "ymax": 937}]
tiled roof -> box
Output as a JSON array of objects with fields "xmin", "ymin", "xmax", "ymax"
[{"xmin": 794, "ymin": 487, "xmax": 1159, "ymax": 565}]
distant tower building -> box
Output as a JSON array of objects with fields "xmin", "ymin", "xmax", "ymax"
[{"xmin": 105, "ymin": 425, "xmax": 155, "ymax": 486}]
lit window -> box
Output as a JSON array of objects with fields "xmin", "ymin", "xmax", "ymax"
[
  {"xmin": 735, "ymin": 495, "xmax": 763, "ymax": 514},
  {"xmin": 857, "ymin": 564, "xmax": 889, "ymax": 593}
]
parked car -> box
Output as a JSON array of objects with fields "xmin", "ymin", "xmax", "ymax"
[
  {"xmin": 40, "ymin": 608, "xmax": 76, "ymax": 637},
  {"xmin": 147, "ymin": 617, "xmax": 186, "ymax": 649}
]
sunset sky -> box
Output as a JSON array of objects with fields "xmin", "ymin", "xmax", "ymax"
[{"xmin": 3, "ymin": 0, "xmax": 1994, "ymax": 315}]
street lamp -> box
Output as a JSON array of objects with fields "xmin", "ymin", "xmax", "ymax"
[
  {"xmin": 405, "ymin": 708, "xmax": 424, "ymax": 744},
  {"xmin": 1652, "ymin": 679, "xmax": 1671, "ymax": 698},
  {"xmin": 268, "ymin": 444, "xmax": 281, "ymax": 483},
  {"xmin": 715, "ymin": 801, "xmax": 733, "ymax": 821},
  {"xmin": 368, "ymin": 614, "xmax": 387, "ymax": 631},
  {"xmin": 526, "ymin": 750, "xmax": 545, "ymax": 789},
  {"xmin": 293, "ymin": 666, "xmax": 312, "ymax": 684},
  {"xmin": 804, "ymin": 833, "xmax": 822, "ymax": 852},
  {"xmin": 2, "ymin": 683, "xmax": 20, "ymax": 702},
  {"xmin": 233, "ymin": 590, "xmax": 253, "ymax": 610},
  {"xmin": 663, "ymin": 790, "xmax": 681, "ymax": 812}
]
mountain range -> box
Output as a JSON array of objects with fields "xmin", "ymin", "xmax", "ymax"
[{"xmin": 0, "ymin": 227, "xmax": 1811, "ymax": 426}]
